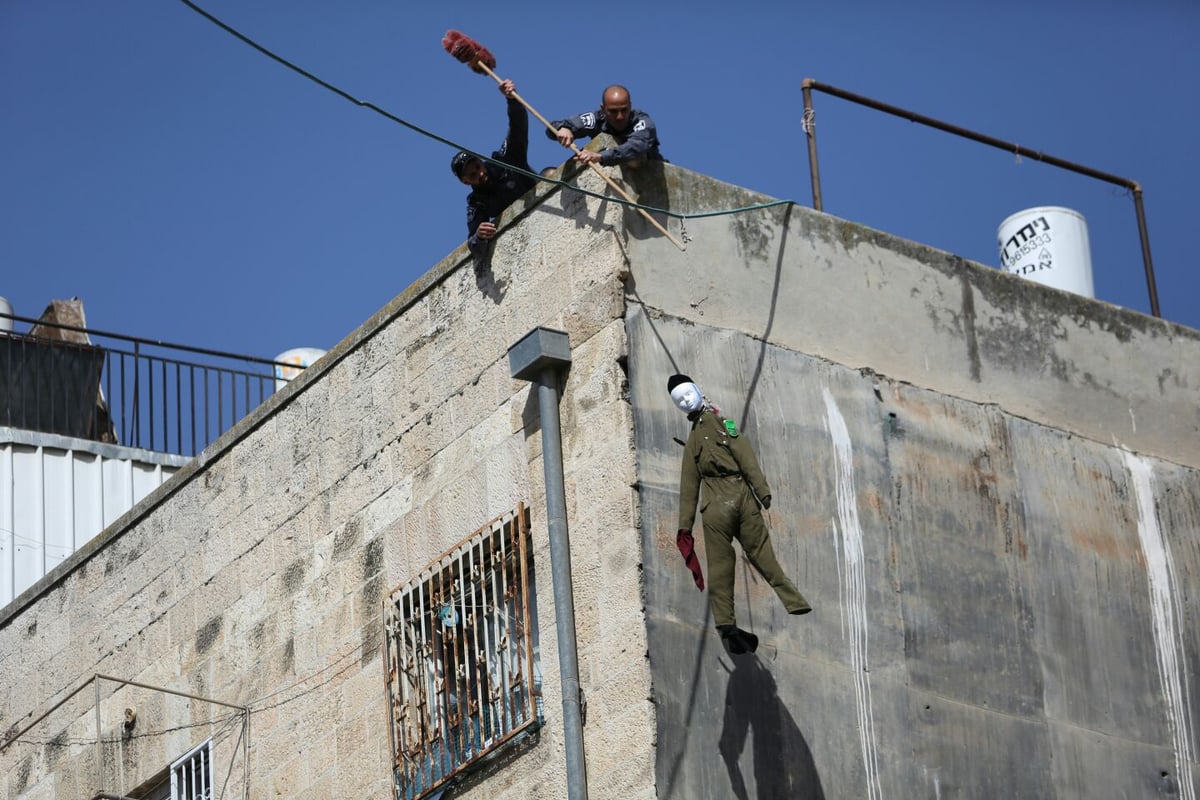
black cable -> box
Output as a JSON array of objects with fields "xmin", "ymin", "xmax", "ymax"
[{"xmin": 175, "ymin": 0, "xmax": 796, "ymax": 221}]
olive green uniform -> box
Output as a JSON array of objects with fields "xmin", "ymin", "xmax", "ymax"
[{"xmin": 678, "ymin": 410, "xmax": 810, "ymax": 627}]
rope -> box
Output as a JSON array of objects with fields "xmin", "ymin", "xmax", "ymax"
[{"xmin": 176, "ymin": 0, "xmax": 799, "ymax": 223}]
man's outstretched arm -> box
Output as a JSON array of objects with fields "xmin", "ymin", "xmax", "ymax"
[
  {"xmin": 497, "ymin": 80, "xmax": 529, "ymax": 166},
  {"xmin": 545, "ymin": 110, "xmax": 601, "ymax": 148}
]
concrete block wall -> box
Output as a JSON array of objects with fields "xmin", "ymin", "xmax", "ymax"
[
  {"xmin": 632, "ymin": 310, "xmax": 1200, "ymax": 798},
  {"xmin": 620, "ymin": 180, "xmax": 1200, "ymax": 798},
  {"xmin": 0, "ymin": 166, "xmax": 655, "ymax": 800},
  {"xmin": 622, "ymin": 177, "xmax": 1200, "ymax": 471}
]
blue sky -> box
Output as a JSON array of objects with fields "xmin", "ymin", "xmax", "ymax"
[{"xmin": 3, "ymin": 1, "xmax": 1197, "ymax": 361}]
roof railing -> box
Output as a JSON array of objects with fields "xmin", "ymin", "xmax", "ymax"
[
  {"xmin": 800, "ymin": 78, "xmax": 1160, "ymax": 318},
  {"xmin": 0, "ymin": 311, "xmax": 301, "ymax": 457}
]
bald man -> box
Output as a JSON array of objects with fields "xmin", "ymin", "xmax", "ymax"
[{"xmin": 547, "ymin": 84, "xmax": 663, "ymax": 166}]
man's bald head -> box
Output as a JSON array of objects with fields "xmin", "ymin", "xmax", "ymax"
[
  {"xmin": 600, "ymin": 84, "xmax": 633, "ymax": 133},
  {"xmin": 602, "ymin": 84, "xmax": 631, "ymax": 106}
]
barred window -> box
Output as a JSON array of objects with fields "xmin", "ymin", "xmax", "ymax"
[{"xmin": 384, "ymin": 505, "xmax": 542, "ymax": 800}]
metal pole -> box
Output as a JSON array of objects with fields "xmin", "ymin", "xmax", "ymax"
[
  {"xmin": 804, "ymin": 79, "xmax": 1136, "ymax": 185},
  {"xmin": 801, "ymin": 79, "xmax": 823, "ymax": 211},
  {"xmin": 536, "ymin": 369, "xmax": 588, "ymax": 800},
  {"xmin": 94, "ymin": 677, "xmax": 102, "ymax": 789},
  {"xmin": 382, "ymin": 599, "xmax": 400, "ymax": 800},
  {"xmin": 1, "ymin": 675, "xmax": 92, "ymax": 753},
  {"xmin": 507, "ymin": 328, "xmax": 587, "ymax": 800},
  {"xmin": 242, "ymin": 706, "xmax": 250, "ymax": 800},
  {"xmin": 802, "ymin": 78, "xmax": 1161, "ymax": 317},
  {"xmin": 1131, "ymin": 185, "xmax": 1161, "ymax": 317},
  {"xmin": 93, "ymin": 675, "xmax": 249, "ymax": 713}
]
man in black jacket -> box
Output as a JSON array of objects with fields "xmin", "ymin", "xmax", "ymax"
[
  {"xmin": 547, "ymin": 84, "xmax": 662, "ymax": 166},
  {"xmin": 451, "ymin": 79, "xmax": 536, "ymax": 262}
]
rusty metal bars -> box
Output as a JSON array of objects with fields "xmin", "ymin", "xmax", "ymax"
[
  {"xmin": 384, "ymin": 505, "xmax": 539, "ymax": 800},
  {"xmin": 799, "ymin": 78, "xmax": 1160, "ymax": 317}
]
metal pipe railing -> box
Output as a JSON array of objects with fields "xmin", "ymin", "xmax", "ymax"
[
  {"xmin": 800, "ymin": 78, "xmax": 1160, "ymax": 318},
  {"xmin": 1, "ymin": 310, "xmax": 303, "ymax": 456},
  {"xmin": 2, "ymin": 672, "xmax": 249, "ymax": 800}
]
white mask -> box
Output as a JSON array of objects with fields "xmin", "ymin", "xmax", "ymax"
[{"xmin": 669, "ymin": 381, "xmax": 704, "ymax": 413}]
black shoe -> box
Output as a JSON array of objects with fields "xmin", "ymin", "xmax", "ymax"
[{"xmin": 718, "ymin": 625, "xmax": 759, "ymax": 655}]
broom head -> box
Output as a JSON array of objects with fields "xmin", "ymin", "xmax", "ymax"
[{"xmin": 442, "ymin": 30, "xmax": 496, "ymax": 74}]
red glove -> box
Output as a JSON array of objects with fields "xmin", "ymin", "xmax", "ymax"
[{"xmin": 676, "ymin": 529, "xmax": 705, "ymax": 591}]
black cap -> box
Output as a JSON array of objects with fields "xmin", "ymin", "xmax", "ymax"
[
  {"xmin": 667, "ymin": 374, "xmax": 693, "ymax": 393},
  {"xmin": 450, "ymin": 151, "xmax": 476, "ymax": 178}
]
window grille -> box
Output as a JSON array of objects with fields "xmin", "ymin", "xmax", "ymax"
[
  {"xmin": 169, "ymin": 739, "xmax": 213, "ymax": 800},
  {"xmin": 384, "ymin": 505, "xmax": 541, "ymax": 800}
]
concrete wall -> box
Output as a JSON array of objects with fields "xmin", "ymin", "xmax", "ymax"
[
  {"xmin": 623, "ymin": 183, "xmax": 1200, "ymax": 798},
  {"xmin": 0, "ymin": 166, "xmax": 654, "ymax": 800},
  {"xmin": 622, "ymin": 174, "xmax": 1200, "ymax": 471}
]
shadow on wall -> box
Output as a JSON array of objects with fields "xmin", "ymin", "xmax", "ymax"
[
  {"xmin": 720, "ymin": 654, "xmax": 825, "ymax": 800},
  {"xmin": 738, "ymin": 202, "xmax": 792, "ymax": 429},
  {"xmin": 473, "ymin": 246, "xmax": 508, "ymax": 304},
  {"xmin": 621, "ymin": 160, "xmax": 671, "ymax": 242}
]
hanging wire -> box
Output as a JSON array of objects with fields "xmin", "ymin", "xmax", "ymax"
[
  {"xmin": 7, "ymin": 636, "xmax": 369, "ymax": 750},
  {"xmin": 11, "ymin": 712, "xmax": 242, "ymax": 748},
  {"xmin": 175, "ymin": 0, "xmax": 799, "ymax": 223}
]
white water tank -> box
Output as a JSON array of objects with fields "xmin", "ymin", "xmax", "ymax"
[
  {"xmin": 273, "ymin": 347, "xmax": 327, "ymax": 391},
  {"xmin": 0, "ymin": 297, "xmax": 12, "ymax": 333},
  {"xmin": 997, "ymin": 206, "xmax": 1094, "ymax": 299}
]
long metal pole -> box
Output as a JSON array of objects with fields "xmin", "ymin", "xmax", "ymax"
[
  {"xmin": 800, "ymin": 80, "xmax": 823, "ymax": 211},
  {"xmin": 1131, "ymin": 186, "xmax": 1161, "ymax": 317},
  {"xmin": 94, "ymin": 677, "xmax": 102, "ymax": 789},
  {"xmin": 243, "ymin": 705, "xmax": 250, "ymax": 800},
  {"xmin": 801, "ymin": 78, "xmax": 1160, "ymax": 317},
  {"xmin": 805, "ymin": 79, "xmax": 1136, "ymax": 184},
  {"xmin": 536, "ymin": 368, "xmax": 588, "ymax": 800}
]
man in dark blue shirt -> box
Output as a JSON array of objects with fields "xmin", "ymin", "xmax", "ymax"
[
  {"xmin": 547, "ymin": 84, "xmax": 663, "ymax": 166},
  {"xmin": 450, "ymin": 79, "xmax": 536, "ymax": 261}
]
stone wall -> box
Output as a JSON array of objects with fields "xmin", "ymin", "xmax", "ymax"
[
  {"xmin": 3, "ymin": 151, "xmax": 1198, "ymax": 800},
  {"xmin": 0, "ymin": 165, "xmax": 654, "ymax": 800}
]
